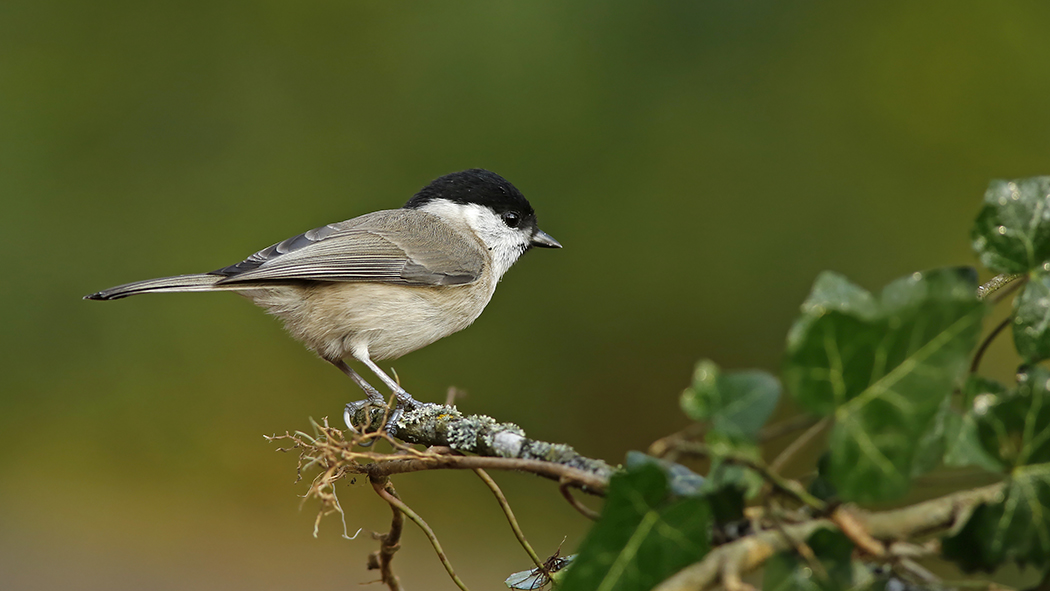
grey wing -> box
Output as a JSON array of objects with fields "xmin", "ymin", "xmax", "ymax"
[{"xmin": 210, "ymin": 210, "xmax": 485, "ymax": 286}]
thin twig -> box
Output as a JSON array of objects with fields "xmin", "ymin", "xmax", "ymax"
[
  {"xmin": 970, "ymin": 315, "xmax": 1012, "ymax": 374},
  {"xmin": 768, "ymin": 514, "xmax": 827, "ymax": 581},
  {"xmin": 648, "ymin": 423, "xmax": 707, "ymax": 458},
  {"xmin": 769, "ymin": 417, "xmax": 828, "ymax": 475},
  {"xmin": 896, "ymin": 558, "xmax": 940, "ymax": 585},
  {"xmin": 976, "ymin": 273, "xmax": 1025, "ymax": 302},
  {"xmin": 720, "ymin": 565, "xmax": 754, "ymax": 591},
  {"xmin": 942, "ymin": 580, "xmax": 1017, "ymax": 591},
  {"xmin": 368, "ymin": 478, "xmax": 405, "ymax": 591},
  {"xmin": 473, "ymin": 468, "xmax": 546, "ymax": 571},
  {"xmin": 885, "ymin": 540, "xmax": 935, "ymax": 559},
  {"xmin": 758, "ymin": 414, "xmax": 821, "ymax": 444},
  {"xmin": 673, "ymin": 441, "xmax": 828, "ymax": 512},
  {"xmin": 830, "ymin": 506, "xmax": 885, "ymax": 557},
  {"xmin": 366, "ymin": 454, "xmax": 610, "ymax": 494},
  {"xmin": 373, "ymin": 479, "xmax": 471, "ymax": 591},
  {"xmin": 990, "ymin": 275, "xmax": 1027, "ymax": 304},
  {"xmin": 559, "ymin": 478, "xmax": 601, "ymax": 521},
  {"xmin": 649, "ymin": 416, "xmax": 819, "ymax": 461}
]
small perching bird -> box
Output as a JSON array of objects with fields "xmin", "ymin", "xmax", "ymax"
[{"xmin": 85, "ymin": 169, "xmax": 561, "ymax": 433}]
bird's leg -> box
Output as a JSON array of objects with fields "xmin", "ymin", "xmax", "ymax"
[
  {"xmin": 332, "ymin": 359, "xmax": 385, "ymax": 402},
  {"xmin": 355, "ymin": 355, "xmax": 440, "ymax": 437},
  {"xmin": 330, "ymin": 359, "xmax": 388, "ymax": 441},
  {"xmin": 357, "ymin": 356, "xmax": 423, "ymax": 410}
]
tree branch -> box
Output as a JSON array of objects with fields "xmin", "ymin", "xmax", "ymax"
[
  {"xmin": 366, "ymin": 452, "xmax": 610, "ymax": 493},
  {"xmin": 269, "ymin": 412, "xmax": 614, "ymax": 589},
  {"xmin": 267, "ymin": 409, "xmax": 613, "ymax": 555},
  {"xmin": 653, "ymin": 483, "xmax": 1006, "ymax": 591},
  {"xmin": 345, "ymin": 403, "xmax": 616, "ymax": 493}
]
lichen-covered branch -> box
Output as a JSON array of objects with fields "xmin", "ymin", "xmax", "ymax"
[
  {"xmin": 653, "ymin": 483, "xmax": 1006, "ymax": 591},
  {"xmin": 347, "ymin": 403, "xmax": 615, "ymax": 493},
  {"xmin": 268, "ymin": 410, "xmax": 615, "ymax": 589}
]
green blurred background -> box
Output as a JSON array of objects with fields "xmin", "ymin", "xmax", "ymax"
[{"xmin": 3, "ymin": 1, "xmax": 1050, "ymax": 588}]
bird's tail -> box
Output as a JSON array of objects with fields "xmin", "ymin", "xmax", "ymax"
[{"xmin": 84, "ymin": 274, "xmax": 242, "ymax": 301}]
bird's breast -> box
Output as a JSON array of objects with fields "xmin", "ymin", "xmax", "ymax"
[{"xmin": 247, "ymin": 275, "xmax": 497, "ymax": 362}]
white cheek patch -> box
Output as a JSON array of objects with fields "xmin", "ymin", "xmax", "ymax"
[{"xmin": 418, "ymin": 199, "xmax": 530, "ymax": 281}]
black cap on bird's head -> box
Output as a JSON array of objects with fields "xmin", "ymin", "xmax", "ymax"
[
  {"xmin": 404, "ymin": 169, "xmax": 561, "ymax": 249},
  {"xmin": 404, "ymin": 169, "xmax": 531, "ymax": 215}
]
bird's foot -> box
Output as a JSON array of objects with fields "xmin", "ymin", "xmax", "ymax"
[
  {"xmin": 343, "ymin": 389, "xmax": 425, "ymax": 444},
  {"xmin": 343, "ymin": 396, "xmax": 388, "ymax": 446},
  {"xmin": 342, "ymin": 388, "xmax": 437, "ymax": 445},
  {"xmin": 383, "ymin": 388, "xmax": 432, "ymax": 435}
]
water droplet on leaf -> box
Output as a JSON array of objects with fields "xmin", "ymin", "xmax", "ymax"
[{"xmin": 973, "ymin": 393, "xmax": 997, "ymax": 414}]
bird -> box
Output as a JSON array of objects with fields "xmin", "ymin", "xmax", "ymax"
[{"xmin": 85, "ymin": 168, "xmax": 561, "ymax": 434}]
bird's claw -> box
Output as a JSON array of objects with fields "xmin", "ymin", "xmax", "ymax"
[
  {"xmin": 343, "ymin": 398, "xmax": 387, "ymax": 447},
  {"xmin": 342, "ymin": 394, "xmax": 419, "ymax": 445}
]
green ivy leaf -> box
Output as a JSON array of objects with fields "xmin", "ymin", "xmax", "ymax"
[
  {"xmin": 807, "ymin": 453, "xmax": 838, "ymax": 502},
  {"xmin": 559, "ymin": 464, "xmax": 710, "ymax": 591},
  {"xmin": 942, "ymin": 465, "xmax": 1050, "ymax": 571},
  {"xmin": 943, "ymin": 376, "xmax": 1005, "ymax": 472},
  {"xmin": 763, "ymin": 529, "xmax": 855, "ymax": 591},
  {"xmin": 702, "ymin": 432, "xmax": 765, "ymax": 498},
  {"xmin": 910, "ymin": 395, "xmax": 953, "ymax": 478},
  {"xmin": 1014, "ymin": 272, "xmax": 1050, "ymax": 363},
  {"xmin": 943, "ymin": 367, "xmax": 1050, "ymax": 571},
  {"xmin": 680, "ymin": 359, "xmax": 781, "ymax": 441},
  {"xmin": 785, "ymin": 268, "xmax": 987, "ymax": 503},
  {"xmin": 624, "ymin": 451, "xmax": 705, "ymax": 498},
  {"xmin": 704, "ymin": 484, "xmax": 746, "ymax": 527},
  {"xmin": 972, "ymin": 177, "xmax": 1050, "ymax": 274},
  {"xmin": 974, "ymin": 367, "xmax": 1050, "ymax": 468}
]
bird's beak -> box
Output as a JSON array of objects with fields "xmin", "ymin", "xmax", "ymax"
[{"xmin": 531, "ymin": 230, "xmax": 562, "ymax": 248}]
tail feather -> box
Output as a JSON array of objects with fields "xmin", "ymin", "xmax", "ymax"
[{"xmin": 84, "ymin": 274, "xmax": 238, "ymax": 301}]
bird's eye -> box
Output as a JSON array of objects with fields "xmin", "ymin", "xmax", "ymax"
[{"xmin": 502, "ymin": 211, "xmax": 520, "ymax": 228}]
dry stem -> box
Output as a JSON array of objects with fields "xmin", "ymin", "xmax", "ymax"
[
  {"xmin": 559, "ymin": 478, "xmax": 601, "ymax": 521},
  {"xmin": 373, "ymin": 478, "xmax": 471, "ymax": 591},
  {"xmin": 473, "ymin": 468, "xmax": 546, "ymax": 571},
  {"xmin": 768, "ymin": 417, "xmax": 827, "ymax": 475},
  {"xmin": 367, "ymin": 478, "xmax": 405, "ymax": 591}
]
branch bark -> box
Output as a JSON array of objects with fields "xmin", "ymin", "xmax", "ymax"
[{"xmin": 346, "ymin": 403, "xmax": 615, "ymax": 494}]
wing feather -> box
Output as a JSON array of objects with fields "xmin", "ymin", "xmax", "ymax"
[{"xmin": 211, "ymin": 210, "xmax": 484, "ymax": 286}]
